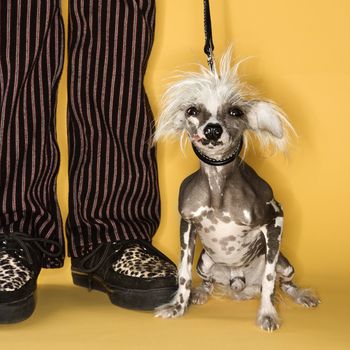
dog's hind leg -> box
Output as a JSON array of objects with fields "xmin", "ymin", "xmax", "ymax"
[
  {"xmin": 190, "ymin": 279, "xmax": 214, "ymax": 305},
  {"xmin": 277, "ymin": 253, "xmax": 320, "ymax": 308},
  {"xmin": 191, "ymin": 250, "xmax": 214, "ymax": 305}
]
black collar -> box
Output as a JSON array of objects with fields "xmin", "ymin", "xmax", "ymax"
[{"xmin": 192, "ymin": 138, "xmax": 243, "ymax": 166}]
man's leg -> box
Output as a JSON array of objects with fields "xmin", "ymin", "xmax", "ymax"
[
  {"xmin": 67, "ymin": 0, "xmax": 177, "ymax": 310},
  {"xmin": 66, "ymin": 0, "xmax": 160, "ymax": 254},
  {"xmin": 0, "ymin": 0, "xmax": 65, "ymax": 323}
]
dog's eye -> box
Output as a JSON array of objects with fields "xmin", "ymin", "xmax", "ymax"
[
  {"xmin": 228, "ymin": 107, "xmax": 244, "ymax": 118},
  {"xmin": 186, "ymin": 107, "xmax": 199, "ymax": 116}
]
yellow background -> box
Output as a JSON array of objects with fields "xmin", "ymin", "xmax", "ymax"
[{"xmin": 1, "ymin": 0, "xmax": 350, "ymax": 349}]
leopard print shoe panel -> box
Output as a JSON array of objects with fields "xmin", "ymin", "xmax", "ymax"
[
  {"xmin": 0, "ymin": 251, "xmax": 33, "ymax": 292},
  {"xmin": 112, "ymin": 244, "xmax": 177, "ymax": 279}
]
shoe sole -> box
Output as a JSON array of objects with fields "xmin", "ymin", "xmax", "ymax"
[
  {"xmin": 71, "ymin": 271, "xmax": 177, "ymax": 311},
  {"xmin": 0, "ymin": 292, "xmax": 36, "ymax": 324}
]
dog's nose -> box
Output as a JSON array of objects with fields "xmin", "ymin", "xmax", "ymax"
[{"xmin": 203, "ymin": 124, "xmax": 223, "ymax": 141}]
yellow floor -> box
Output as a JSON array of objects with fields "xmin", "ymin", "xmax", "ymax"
[{"xmin": 1, "ymin": 262, "xmax": 349, "ymax": 350}]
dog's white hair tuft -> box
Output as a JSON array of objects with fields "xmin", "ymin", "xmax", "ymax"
[
  {"xmin": 245, "ymin": 100, "xmax": 295, "ymax": 154},
  {"xmin": 154, "ymin": 47, "xmax": 295, "ymax": 154}
]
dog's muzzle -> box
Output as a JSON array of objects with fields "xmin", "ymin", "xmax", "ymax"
[{"xmin": 203, "ymin": 123, "xmax": 223, "ymax": 141}]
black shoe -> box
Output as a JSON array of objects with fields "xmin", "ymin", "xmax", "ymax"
[
  {"xmin": 71, "ymin": 240, "xmax": 178, "ymax": 310},
  {"xmin": 0, "ymin": 231, "xmax": 62, "ymax": 324}
]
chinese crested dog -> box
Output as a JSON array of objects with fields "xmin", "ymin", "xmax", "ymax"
[{"xmin": 153, "ymin": 49, "xmax": 320, "ymax": 331}]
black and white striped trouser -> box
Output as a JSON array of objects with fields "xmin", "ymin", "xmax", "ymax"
[{"xmin": 0, "ymin": 0, "xmax": 160, "ymax": 268}]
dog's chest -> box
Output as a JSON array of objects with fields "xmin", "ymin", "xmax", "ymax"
[
  {"xmin": 179, "ymin": 165, "xmax": 274, "ymax": 265},
  {"xmin": 190, "ymin": 206, "xmax": 263, "ymax": 265}
]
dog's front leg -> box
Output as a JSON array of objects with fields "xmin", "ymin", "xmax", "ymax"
[
  {"xmin": 155, "ymin": 218, "xmax": 196, "ymax": 318},
  {"xmin": 257, "ymin": 215, "xmax": 283, "ymax": 331}
]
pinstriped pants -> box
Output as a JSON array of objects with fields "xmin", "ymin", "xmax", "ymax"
[{"xmin": 0, "ymin": 0, "xmax": 160, "ymax": 268}]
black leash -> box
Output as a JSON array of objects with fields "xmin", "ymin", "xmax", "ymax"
[
  {"xmin": 203, "ymin": 0, "xmax": 215, "ymax": 71},
  {"xmin": 193, "ymin": 1, "xmax": 243, "ymax": 166}
]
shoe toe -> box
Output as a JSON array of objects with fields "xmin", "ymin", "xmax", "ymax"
[
  {"xmin": 72, "ymin": 240, "xmax": 179, "ymax": 310},
  {"xmin": 112, "ymin": 243, "xmax": 177, "ymax": 279},
  {"xmin": 0, "ymin": 251, "xmax": 38, "ymax": 323}
]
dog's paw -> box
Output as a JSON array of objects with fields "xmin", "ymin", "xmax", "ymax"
[
  {"xmin": 190, "ymin": 288, "xmax": 209, "ymax": 305},
  {"xmin": 257, "ymin": 312, "xmax": 280, "ymax": 332},
  {"xmin": 154, "ymin": 302, "xmax": 186, "ymax": 319},
  {"xmin": 296, "ymin": 290, "xmax": 320, "ymax": 308}
]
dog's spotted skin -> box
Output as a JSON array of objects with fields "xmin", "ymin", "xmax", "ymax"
[
  {"xmin": 154, "ymin": 51, "xmax": 320, "ymax": 330},
  {"xmin": 156, "ymin": 161, "xmax": 319, "ymax": 330},
  {"xmin": 112, "ymin": 244, "xmax": 177, "ymax": 279},
  {"xmin": 155, "ymin": 220, "xmax": 195, "ymax": 317},
  {"xmin": 0, "ymin": 251, "xmax": 33, "ymax": 292}
]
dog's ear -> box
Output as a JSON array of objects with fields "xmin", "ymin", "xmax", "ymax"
[
  {"xmin": 153, "ymin": 109, "xmax": 186, "ymax": 144},
  {"xmin": 153, "ymin": 80, "xmax": 189, "ymax": 144},
  {"xmin": 245, "ymin": 100, "xmax": 294, "ymax": 152}
]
